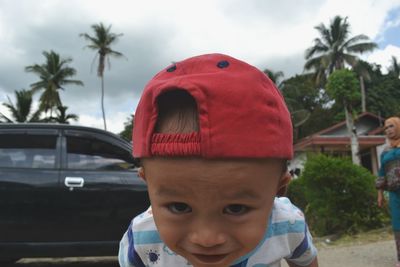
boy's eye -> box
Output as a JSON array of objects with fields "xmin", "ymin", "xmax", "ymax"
[
  {"xmin": 223, "ymin": 204, "xmax": 249, "ymax": 215},
  {"xmin": 167, "ymin": 203, "xmax": 192, "ymax": 214}
]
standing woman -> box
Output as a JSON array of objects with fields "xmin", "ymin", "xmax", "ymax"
[{"xmin": 376, "ymin": 117, "xmax": 400, "ymax": 267}]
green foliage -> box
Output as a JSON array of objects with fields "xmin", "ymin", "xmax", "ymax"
[
  {"xmin": 365, "ymin": 64, "xmax": 400, "ymax": 118},
  {"xmin": 287, "ymin": 154, "xmax": 388, "ymax": 236},
  {"xmin": 119, "ymin": 114, "xmax": 134, "ymax": 141},
  {"xmin": 304, "ymin": 15, "xmax": 377, "ymax": 86},
  {"xmin": 25, "ymin": 50, "xmax": 83, "ymax": 114},
  {"xmin": 281, "ymin": 74, "xmax": 337, "ymax": 140},
  {"xmin": 45, "ymin": 105, "xmax": 79, "ymax": 124},
  {"xmin": 263, "ymin": 68, "xmax": 284, "ymax": 87},
  {"xmin": 388, "ymin": 56, "xmax": 400, "ymax": 78},
  {"xmin": 286, "ymin": 176, "xmax": 307, "ymax": 211},
  {"xmin": 80, "ymin": 22, "xmax": 125, "ymax": 130},
  {"xmin": 0, "ymin": 89, "xmax": 43, "ymax": 123},
  {"xmin": 326, "ymin": 69, "xmax": 360, "ymax": 108},
  {"xmin": 281, "ymin": 74, "xmax": 326, "ymax": 113},
  {"xmin": 80, "ymin": 23, "xmax": 124, "ymax": 77}
]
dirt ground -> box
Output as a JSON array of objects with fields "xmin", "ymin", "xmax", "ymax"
[
  {"xmin": 8, "ymin": 228, "xmax": 399, "ymax": 267},
  {"xmin": 283, "ymin": 239, "xmax": 396, "ymax": 267}
]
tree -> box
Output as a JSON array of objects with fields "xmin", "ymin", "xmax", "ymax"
[
  {"xmin": 352, "ymin": 60, "xmax": 372, "ymax": 112},
  {"xmin": 263, "ymin": 70, "xmax": 311, "ymax": 137},
  {"xmin": 46, "ymin": 105, "xmax": 79, "ymax": 124},
  {"xmin": 281, "ymin": 74, "xmax": 334, "ymax": 140},
  {"xmin": 388, "ymin": 56, "xmax": 400, "ymax": 78},
  {"xmin": 263, "ymin": 68, "xmax": 284, "ymax": 87},
  {"xmin": 80, "ymin": 22, "xmax": 125, "ymax": 131},
  {"xmin": 366, "ymin": 63, "xmax": 400, "ymax": 118},
  {"xmin": 0, "ymin": 89, "xmax": 42, "ymax": 123},
  {"xmin": 25, "ymin": 50, "xmax": 83, "ymax": 116},
  {"xmin": 119, "ymin": 114, "xmax": 134, "ymax": 141},
  {"xmin": 326, "ymin": 69, "xmax": 361, "ymax": 165},
  {"xmin": 305, "ymin": 15, "xmax": 377, "ymax": 86}
]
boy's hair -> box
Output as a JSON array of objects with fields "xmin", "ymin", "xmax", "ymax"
[
  {"xmin": 155, "ymin": 89, "xmax": 199, "ymax": 134},
  {"xmin": 133, "ymin": 53, "xmax": 293, "ymax": 159}
]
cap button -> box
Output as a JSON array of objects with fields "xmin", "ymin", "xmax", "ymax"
[
  {"xmin": 217, "ymin": 60, "xmax": 229, "ymax": 68},
  {"xmin": 166, "ymin": 65, "xmax": 177, "ymax": 72}
]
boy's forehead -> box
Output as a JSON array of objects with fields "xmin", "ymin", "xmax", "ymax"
[
  {"xmin": 144, "ymin": 158, "xmax": 283, "ymax": 203},
  {"xmin": 153, "ymin": 181, "xmax": 266, "ymax": 201},
  {"xmin": 142, "ymin": 157, "xmax": 284, "ymax": 180}
]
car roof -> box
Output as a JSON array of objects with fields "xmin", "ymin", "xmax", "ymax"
[{"xmin": 0, "ymin": 123, "xmax": 131, "ymax": 150}]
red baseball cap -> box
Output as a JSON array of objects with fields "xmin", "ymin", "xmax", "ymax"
[{"xmin": 133, "ymin": 53, "xmax": 293, "ymax": 159}]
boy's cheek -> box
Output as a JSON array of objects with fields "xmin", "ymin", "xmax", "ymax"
[{"xmin": 152, "ymin": 216, "xmax": 183, "ymax": 252}]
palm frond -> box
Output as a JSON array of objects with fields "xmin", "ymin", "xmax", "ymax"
[
  {"xmin": 346, "ymin": 42, "xmax": 378, "ymax": 54},
  {"xmin": 0, "ymin": 112, "xmax": 13, "ymax": 123},
  {"xmin": 304, "ymin": 15, "xmax": 376, "ymax": 84}
]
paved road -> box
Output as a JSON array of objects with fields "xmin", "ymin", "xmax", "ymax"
[{"xmin": 8, "ymin": 240, "xmax": 398, "ymax": 267}]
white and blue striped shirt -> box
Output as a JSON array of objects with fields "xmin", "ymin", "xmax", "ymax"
[{"xmin": 119, "ymin": 197, "xmax": 317, "ymax": 267}]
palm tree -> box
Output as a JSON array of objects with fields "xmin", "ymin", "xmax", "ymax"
[
  {"xmin": 304, "ymin": 15, "xmax": 377, "ymax": 84},
  {"xmin": 47, "ymin": 105, "xmax": 79, "ymax": 124},
  {"xmin": 305, "ymin": 15, "xmax": 377, "ymax": 165},
  {"xmin": 388, "ymin": 56, "xmax": 400, "ymax": 78},
  {"xmin": 0, "ymin": 89, "xmax": 42, "ymax": 123},
  {"xmin": 25, "ymin": 50, "xmax": 83, "ymax": 116},
  {"xmin": 80, "ymin": 22, "xmax": 125, "ymax": 131}
]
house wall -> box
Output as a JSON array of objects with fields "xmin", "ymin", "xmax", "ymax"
[{"xmin": 293, "ymin": 144, "xmax": 385, "ymax": 177}]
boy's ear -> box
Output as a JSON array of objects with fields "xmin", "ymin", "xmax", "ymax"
[
  {"xmin": 276, "ymin": 171, "xmax": 291, "ymax": 197},
  {"xmin": 138, "ymin": 167, "xmax": 146, "ymax": 182}
]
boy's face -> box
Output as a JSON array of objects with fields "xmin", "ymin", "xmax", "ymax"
[{"xmin": 141, "ymin": 157, "xmax": 285, "ymax": 267}]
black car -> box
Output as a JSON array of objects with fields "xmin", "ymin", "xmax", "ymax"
[{"xmin": 0, "ymin": 123, "xmax": 150, "ymax": 263}]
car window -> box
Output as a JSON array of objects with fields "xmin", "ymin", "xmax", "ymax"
[
  {"xmin": 66, "ymin": 136, "xmax": 135, "ymax": 170},
  {"xmin": 0, "ymin": 134, "xmax": 57, "ymax": 169}
]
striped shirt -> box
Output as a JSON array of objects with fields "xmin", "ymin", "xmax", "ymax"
[{"xmin": 119, "ymin": 197, "xmax": 317, "ymax": 267}]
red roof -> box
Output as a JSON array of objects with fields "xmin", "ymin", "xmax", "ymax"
[{"xmin": 294, "ymin": 112, "xmax": 386, "ymax": 152}]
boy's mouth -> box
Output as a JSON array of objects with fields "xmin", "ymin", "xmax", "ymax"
[{"xmin": 191, "ymin": 253, "xmax": 229, "ymax": 264}]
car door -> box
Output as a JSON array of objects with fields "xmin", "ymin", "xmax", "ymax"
[
  {"xmin": 58, "ymin": 129, "xmax": 149, "ymax": 242},
  {"xmin": 0, "ymin": 128, "xmax": 62, "ymax": 242}
]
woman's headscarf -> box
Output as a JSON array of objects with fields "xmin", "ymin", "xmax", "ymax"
[{"xmin": 385, "ymin": 117, "xmax": 400, "ymax": 148}]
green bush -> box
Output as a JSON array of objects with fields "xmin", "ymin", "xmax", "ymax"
[
  {"xmin": 287, "ymin": 154, "xmax": 388, "ymax": 236},
  {"xmin": 287, "ymin": 175, "xmax": 307, "ymax": 211}
]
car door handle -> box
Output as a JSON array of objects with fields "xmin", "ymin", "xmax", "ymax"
[{"xmin": 65, "ymin": 177, "xmax": 85, "ymax": 190}]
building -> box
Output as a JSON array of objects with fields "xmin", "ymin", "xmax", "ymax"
[{"xmin": 291, "ymin": 112, "xmax": 386, "ymax": 176}]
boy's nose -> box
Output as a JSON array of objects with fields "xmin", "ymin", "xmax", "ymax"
[{"xmin": 188, "ymin": 226, "xmax": 227, "ymax": 248}]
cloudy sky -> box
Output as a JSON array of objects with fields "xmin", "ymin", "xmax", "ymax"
[{"xmin": 0, "ymin": 0, "xmax": 399, "ymax": 134}]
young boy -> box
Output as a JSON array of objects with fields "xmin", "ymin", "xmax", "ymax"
[{"xmin": 119, "ymin": 53, "xmax": 318, "ymax": 267}]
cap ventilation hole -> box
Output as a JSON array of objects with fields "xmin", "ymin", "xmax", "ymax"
[
  {"xmin": 217, "ymin": 60, "xmax": 229, "ymax": 68},
  {"xmin": 166, "ymin": 65, "xmax": 177, "ymax": 72}
]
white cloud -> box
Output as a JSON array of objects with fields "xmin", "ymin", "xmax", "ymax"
[
  {"xmin": 1, "ymin": 0, "xmax": 400, "ymax": 133},
  {"xmin": 316, "ymin": 0, "xmax": 397, "ymax": 38},
  {"xmin": 75, "ymin": 111, "xmax": 128, "ymax": 134},
  {"xmin": 367, "ymin": 44, "xmax": 400, "ymax": 73}
]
